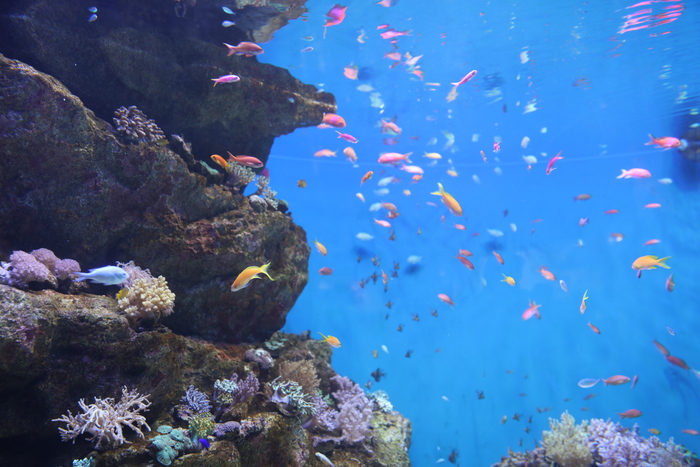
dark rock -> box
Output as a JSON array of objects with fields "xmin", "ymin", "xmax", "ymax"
[
  {"xmin": 0, "ymin": 0, "xmax": 334, "ymax": 166},
  {"xmin": 0, "ymin": 55, "xmax": 309, "ymax": 343}
]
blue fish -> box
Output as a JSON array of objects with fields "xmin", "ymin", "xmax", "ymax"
[
  {"xmin": 221, "ymin": 20, "xmax": 235, "ymax": 27},
  {"xmin": 75, "ymin": 266, "xmax": 128, "ymax": 285},
  {"xmin": 199, "ymin": 438, "xmax": 210, "ymax": 450},
  {"xmin": 87, "ymin": 14, "xmax": 98, "ymax": 22},
  {"xmin": 88, "ymin": 6, "xmax": 98, "ymax": 13}
]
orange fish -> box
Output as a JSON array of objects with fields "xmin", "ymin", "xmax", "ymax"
[
  {"xmin": 666, "ymin": 273, "xmax": 675, "ymax": 292},
  {"xmin": 374, "ymin": 219, "xmax": 392, "ymax": 228},
  {"xmin": 381, "ymin": 270, "xmax": 388, "ymax": 286},
  {"xmin": 454, "ymin": 223, "xmax": 466, "ymax": 230},
  {"xmin": 522, "ymin": 300, "xmax": 541, "ymax": 320},
  {"xmin": 458, "ymin": 249, "xmax": 473, "ymax": 257},
  {"xmin": 492, "ymin": 251, "xmax": 504, "ymax": 265},
  {"xmin": 210, "ymin": 154, "xmax": 229, "ymax": 169},
  {"xmin": 587, "ymin": 322, "xmax": 600, "ymax": 334},
  {"xmin": 652, "ymin": 339, "xmax": 671, "ymax": 357},
  {"xmin": 580, "ymin": 289, "xmax": 589, "ymax": 314},
  {"xmin": 231, "ymin": 263, "xmax": 274, "ymax": 292},
  {"xmin": 666, "ymin": 355, "xmax": 690, "ymax": 370},
  {"xmin": 646, "ymin": 134, "xmax": 681, "ymax": 149},
  {"xmin": 573, "ymin": 194, "xmax": 592, "ymax": 201},
  {"xmin": 318, "ymin": 267, "xmax": 333, "ymax": 276},
  {"xmin": 438, "ymin": 293, "xmax": 455, "ymax": 307},
  {"xmin": 501, "ymin": 274, "xmax": 516, "ymax": 286},
  {"xmin": 632, "ymin": 255, "xmax": 670, "ymax": 271},
  {"xmin": 455, "ymin": 255, "xmax": 474, "ymax": 270},
  {"xmin": 604, "ymin": 209, "xmax": 619, "ymax": 215},
  {"xmin": 224, "ymin": 41, "xmax": 264, "ymax": 57},
  {"xmin": 430, "ymin": 183, "xmax": 463, "ymax": 216},
  {"xmin": 343, "ymin": 147, "xmax": 358, "ymax": 163},
  {"xmin": 539, "ymin": 266, "xmax": 556, "ymax": 281},
  {"xmin": 360, "ymin": 171, "xmax": 373, "ymax": 185},
  {"xmin": 318, "ymin": 332, "xmax": 342, "ymax": 348},
  {"xmin": 603, "ymin": 375, "xmax": 630, "ymax": 386},
  {"xmin": 682, "ymin": 429, "xmax": 700, "ymax": 435},
  {"xmin": 314, "ymin": 149, "xmax": 337, "ymax": 157},
  {"xmin": 314, "ymin": 239, "xmax": 328, "ymax": 256},
  {"xmin": 617, "ymin": 409, "xmax": 642, "ymax": 419},
  {"xmin": 343, "ymin": 64, "xmax": 359, "ymax": 80},
  {"xmin": 321, "ymin": 113, "xmax": 347, "ymax": 128}
]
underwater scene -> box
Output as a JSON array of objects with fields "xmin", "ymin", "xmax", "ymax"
[{"xmin": 0, "ymin": 0, "xmax": 699, "ymax": 466}]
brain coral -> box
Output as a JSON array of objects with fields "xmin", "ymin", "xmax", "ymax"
[{"xmin": 118, "ymin": 276, "xmax": 175, "ymax": 323}]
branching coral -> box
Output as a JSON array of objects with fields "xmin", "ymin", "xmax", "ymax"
[
  {"xmin": 542, "ymin": 411, "xmax": 593, "ymax": 467},
  {"xmin": 268, "ymin": 376, "xmax": 316, "ymax": 417},
  {"xmin": 330, "ymin": 375, "xmax": 373, "ymax": 445},
  {"xmin": 113, "ymin": 106, "xmax": 165, "ymax": 143},
  {"xmin": 53, "ymin": 387, "xmax": 151, "ymax": 450},
  {"xmin": 226, "ymin": 163, "xmax": 256, "ymax": 191}
]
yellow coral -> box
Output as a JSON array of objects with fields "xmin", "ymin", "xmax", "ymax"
[
  {"xmin": 117, "ymin": 276, "xmax": 175, "ymax": 322},
  {"xmin": 542, "ymin": 411, "xmax": 592, "ymax": 467}
]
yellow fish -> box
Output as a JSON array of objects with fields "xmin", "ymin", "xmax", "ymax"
[
  {"xmin": 631, "ymin": 255, "xmax": 671, "ymax": 271},
  {"xmin": 231, "ymin": 263, "xmax": 274, "ymax": 292},
  {"xmin": 648, "ymin": 428, "xmax": 661, "ymax": 435},
  {"xmin": 314, "ymin": 239, "xmax": 328, "ymax": 256},
  {"xmin": 501, "ymin": 274, "xmax": 516, "ymax": 286},
  {"xmin": 430, "ymin": 182, "xmax": 463, "ymax": 216},
  {"xmin": 116, "ymin": 287, "xmax": 129, "ymax": 300},
  {"xmin": 318, "ymin": 332, "xmax": 341, "ymax": 348}
]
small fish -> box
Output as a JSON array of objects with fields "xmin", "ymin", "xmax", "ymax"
[
  {"xmin": 631, "ymin": 375, "xmax": 639, "ymax": 389},
  {"xmin": 221, "ymin": 21, "xmax": 236, "ymax": 27},
  {"xmin": 360, "ymin": 171, "xmax": 373, "ymax": 185},
  {"xmin": 582, "ymin": 393, "xmax": 598, "ymax": 400},
  {"xmin": 223, "ymin": 41, "xmax": 264, "ymax": 57},
  {"xmin": 381, "ymin": 344, "xmax": 389, "ymax": 354},
  {"xmin": 356, "ymin": 232, "xmax": 374, "ymax": 241},
  {"xmin": 222, "ymin": 6, "xmax": 235, "ymax": 14},
  {"xmin": 343, "ymin": 65, "xmax": 359, "ymax": 80},
  {"xmin": 318, "ymin": 267, "xmax": 333, "ymax": 276},
  {"xmin": 438, "ymin": 293, "xmax": 455, "ymax": 307},
  {"xmin": 617, "ymin": 168, "xmax": 651, "ymax": 179},
  {"xmin": 648, "ymin": 428, "xmax": 661, "ymax": 435},
  {"xmin": 199, "ymin": 438, "xmax": 210, "ymax": 450},
  {"xmin": 318, "ymin": 332, "xmax": 341, "ymax": 348},
  {"xmin": 76, "ymin": 266, "xmax": 129, "ymax": 285},
  {"xmin": 665, "ymin": 274, "xmax": 675, "ymax": 292},
  {"xmin": 522, "ymin": 300, "xmax": 541, "ymax": 320},
  {"xmin": 666, "ymin": 355, "xmax": 690, "ymax": 370},
  {"xmin": 297, "ymin": 179, "xmax": 307, "ymax": 188},
  {"xmin": 574, "ymin": 193, "xmax": 592, "ymax": 201},
  {"xmin": 87, "ymin": 13, "xmax": 98, "ymax": 22},
  {"xmin": 227, "ymin": 152, "xmax": 263, "ymax": 168},
  {"xmin": 643, "ymin": 239, "xmax": 661, "ymax": 246},
  {"xmin": 501, "ymin": 274, "xmax": 516, "ymax": 286},
  {"xmin": 545, "ymin": 151, "xmax": 564, "ymax": 175},
  {"xmin": 559, "ymin": 280, "xmax": 568, "ymax": 292},
  {"xmin": 652, "ymin": 339, "xmax": 671, "ymax": 357},
  {"xmin": 580, "ymin": 290, "xmax": 589, "ymax": 314},
  {"xmin": 682, "ymin": 429, "xmax": 700, "ymax": 435},
  {"xmin": 88, "ymin": 6, "xmax": 98, "ymax": 13},
  {"xmin": 116, "ymin": 287, "xmax": 129, "ymax": 300},
  {"xmin": 455, "ymin": 255, "xmax": 474, "ymax": 270},
  {"xmin": 343, "ymin": 147, "xmax": 357, "ymax": 163},
  {"xmin": 324, "ymin": 4, "xmax": 348, "ymax": 27},
  {"xmin": 617, "ymin": 409, "xmax": 642, "ymax": 419},
  {"xmin": 356, "ymin": 193, "xmax": 365, "ymax": 203},
  {"xmin": 431, "ymin": 183, "xmax": 462, "ymax": 216},
  {"xmin": 321, "ymin": 113, "xmax": 346, "ymax": 128},
  {"xmin": 492, "ymin": 251, "xmax": 504, "ymax": 265},
  {"xmin": 314, "ymin": 239, "xmax": 328, "ymax": 256},
  {"xmin": 587, "ymin": 322, "xmax": 600, "ymax": 334},
  {"xmin": 300, "ymin": 46, "xmax": 314, "ymax": 52},
  {"xmin": 646, "ymin": 134, "xmax": 681, "ymax": 149},
  {"xmin": 451, "ymin": 70, "xmax": 478, "ymax": 87},
  {"xmin": 605, "ymin": 209, "xmax": 619, "ymax": 215},
  {"xmin": 231, "ymin": 263, "xmax": 274, "ymax": 292},
  {"xmin": 315, "ymin": 452, "xmax": 336, "ymax": 467},
  {"xmin": 539, "ymin": 266, "xmax": 556, "ymax": 281},
  {"xmin": 632, "ymin": 255, "xmax": 670, "ymax": 271},
  {"xmin": 577, "ymin": 378, "xmax": 600, "ymax": 388},
  {"xmin": 603, "ymin": 375, "xmax": 630, "ymax": 386},
  {"xmin": 210, "ymin": 154, "xmax": 229, "ymax": 169},
  {"xmin": 211, "ymin": 74, "xmax": 241, "ymax": 86},
  {"xmin": 371, "ymin": 368, "xmax": 386, "ymax": 382},
  {"xmin": 658, "ymin": 178, "xmax": 673, "ymax": 185},
  {"xmin": 404, "ymin": 349, "xmax": 413, "ymax": 357},
  {"xmin": 378, "ymin": 152, "xmax": 412, "ymax": 164},
  {"xmin": 314, "ymin": 149, "xmax": 337, "ymax": 158}
]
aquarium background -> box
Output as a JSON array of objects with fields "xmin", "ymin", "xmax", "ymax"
[{"xmin": 256, "ymin": 0, "xmax": 700, "ymax": 464}]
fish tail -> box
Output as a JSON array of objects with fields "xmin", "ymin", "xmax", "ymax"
[
  {"xmin": 645, "ymin": 134, "xmax": 656, "ymax": 145},
  {"xmin": 616, "ymin": 169, "xmax": 627, "ymax": 179},
  {"xmin": 656, "ymin": 256, "xmax": 671, "ymax": 269},
  {"xmin": 74, "ymin": 272, "xmax": 88, "ymax": 282},
  {"xmin": 318, "ymin": 332, "xmax": 327, "ymax": 340},
  {"xmin": 260, "ymin": 262, "xmax": 275, "ymax": 280}
]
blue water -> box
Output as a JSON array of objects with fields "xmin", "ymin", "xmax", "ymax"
[{"xmin": 250, "ymin": 0, "xmax": 700, "ymax": 464}]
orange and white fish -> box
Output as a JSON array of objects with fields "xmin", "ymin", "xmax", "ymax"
[
  {"xmin": 314, "ymin": 239, "xmax": 328, "ymax": 256},
  {"xmin": 430, "ymin": 183, "xmax": 462, "ymax": 216},
  {"xmin": 631, "ymin": 255, "xmax": 670, "ymax": 271},
  {"xmin": 318, "ymin": 332, "xmax": 342, "ymax": 348},
  {"xmin": 224, "ymin": 41, "xmax": 264, "ymax": 57},
  {"xmin": 646, "ymin": 134, "xmax": 681, "ymax": 149},
  {"xmin": 227, "ymin": 152, "xmax": 264, "ymax": 168},
  {"xmin": 522, "ymin": 300, "xmax": 541, "ymax": 320},
  {"xmin": 580, "ymin": 289, "xmax": 589, "ymax": 314},
  {"xmin": 210, "ymin": 154, "xmax": 229, "ymax": 169},
  {"xmin": 231, "ymin": 262, "xmax": 274, "ymax": 292}
]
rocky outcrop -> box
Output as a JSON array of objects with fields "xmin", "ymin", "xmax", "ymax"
[
  {"xmin": 0, "ymin": 285, "xmax": 412, "ymax": 467},
  {"xmin": 0, "ymin": 55, "xmax": 308, "ymax": 343},
  {"xmin": 0, "ymin": 0, "xmax": 333, "ymax": 165}
]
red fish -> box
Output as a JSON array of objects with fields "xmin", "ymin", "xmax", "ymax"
[
  {"xmin": 646, "ymin": 134, "xmax": 681, "ymax": 149},
  {"xmin": 324, "ymin": 4, "xmax": 347, "ymax": 27},
  {"xmin": 318, "ymin": 267, "xmax": 333, "ymax": 276},
  {"xmin": 224, "ymin": 42, "xmax": 264, "ymax": 57},
  {"xmin": 455, "ymin": 255, "xmax": 474, "ymax": 270},
  {"xmin": 438, "ymin": 293, "xmax": 455, "ymax": 307},
  {"xmin": 605, "ymin": 209, "xmax": 619, "ymax": 215},
  {"xmin": 451, "ymin": 70, "xmax": 478, "ymax": 87},
  {"xmin": 227, "ymin": 152, "xmax": 264, "ymax": 168},
  {"xmin": 666, "ymin": 355, "xmax": 690, "ymax": 370},
  {"xmin": 587, "ymin": 322, "xmax": 601, "ymax": 334},
  {"xmin": 545, "ymin": 151, "xmax": 564, "ymax": 175},
  {"xmin": 618, "ymin": 409, "xmax": 642, "ymax": 419},
  {"xmin": 603, "ymin": 375, "xmax": 630, "ymax": 386},
  {"xmin": 652, "ymin": 340, "xmax": 671, "ymax": 357},
  {"xmin": 492, "ymin": 251, "xmax": 504, "ymax": 265}
]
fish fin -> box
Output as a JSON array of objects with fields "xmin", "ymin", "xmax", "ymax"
[
  {"xmin": 616, "ymin": 169, "xmax": 627, "ymax": 179},
  {"xmin": 260, "ymin": 262, "xmax": 275, "ymax": 281},
  {"xmin": 645, "ymin": 134, "xmax": 656, "ymax": 145},
  {"xmin": 656, "ymin": 256, "xmax": 671, "ymax": 269},
  {"xmin": 318, "ymin": 332, "xmax": 328, "ymax": 340}
]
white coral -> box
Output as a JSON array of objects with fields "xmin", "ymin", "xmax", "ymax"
[
  {"xmin": 118, "ymin": 276, "xmax": 175, "ymax": 322},
  {"xmin": 53, "ymin": 387, "xmax": 151, "ymax": 450}
]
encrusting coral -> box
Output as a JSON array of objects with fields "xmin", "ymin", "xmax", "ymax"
[
  {"xmin": 52, "ymin": 387, "xmax": 151, "ymax": 450},
  {"xmin": 542, "ymin": 411, "xmax": 593, "ymax": 467},
  {"xmin": 0, "ymin": 248, "xmax": 81, "ymax": 288},
  {"xmin": 113, "ymin": 106, "xmax": 166, "ymax": 143}
]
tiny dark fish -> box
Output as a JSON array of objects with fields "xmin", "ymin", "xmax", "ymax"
[
  {"xmin": 371, "ymin": 368, "xmax": 386, "ymax": 382},
  {"xmin": 448, "ymin": 449, "xmax": 459, "ymax": 463},
  {"xmin": 405, "ymin": 350, "xmax": 413, "ymax": 358}
]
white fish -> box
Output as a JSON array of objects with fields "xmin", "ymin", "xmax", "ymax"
[
  {"xmin": 87, "ymin": 13, "xmax": 98, "ymax": 22},
  {"xmin": 441, "ymin": 396, "xmax": 449, "ymax": 401},
  {"xmin": 658, "ymin": 178, "xmax": 673, "ymax": 185},
  {"xmin": 369, "ymin": 202, "xmax": 382, "ymax": 212},
  {"xmin": 356, "ymin": 84, "xmax": 374, "ymax": 92},
  {"xmin": 541, "ymin": 127, "xmax": 548, "ymax": 133},
  {"xmin": 75, "ymin": 266, "xmax": 128, "ymax": 285},
  {"xmin": 494, "ymin": 167, "xmax": 503, "ymax": 175},
  {"xmin": 522, "ymin": 155, "xmax": 537, "ymax": 164},
  {"xmin": 472, "ymin": 174, "xmax": 481, "ymax": 184},
  {"xmin": 436, "ymin": 459, "xmax": 446, "ymax": 464},
  {"xmin": 559, "ymin": 280, "xmax": 568, "ymax": 292},
  {"xmin": 356, "ymin": 193, "xmax": 365, "ymax": 202},
  {"xmin": 487, "ymin": 229, "xmax": 504, "ymax": 237},
  {"xmin": 510, "ymin": 223, "xmax": 517, "ymax": 232},
  {"xmin": 222, "ymin": 21, "xmax": 235, "ymax": 27},
  {"xmin": 356, "ymin": 233, "xmax": 374, "ymax": 241},
  {"xmin": 88, "ymin": 6, "xmax": 97, "ymax": 12},
  {"xmin": 377, "ymin": 175, "xmax": 396, "ymax": 187},
  {"xmin": 407, "ymin": 255, "xmax": 422, "ymax": 264},
  {"xmin": 381, "ymin": 345, "xmax": 389, "ymax": 354},
  {"xmin": 315, "ymin": 452, "xmax": 336, "ymax": 467},
  {"xmin": 521, "ymin": 136, "xmax": 530, "ymax": 148},
  {"xmin": 577, "ymin": 378, "xmax": 600, "ymax": 388},
  {"xmin": 222, "ymin": 6, "xmax": 235, "ymax": 14},
  {"xmin": 520, "ymin": 50, "xmax": 529, "ymax": 64},
  {"xmin": 374, "ymin": 188, "xmax": 389, "ymax": 196},
  {"xmin": 471, "ymin": 133, "xmax": 480, "ymax": 142},
  {"xmin": 523, "ymin": 101, "xmax": 538, "ymax": 113}
]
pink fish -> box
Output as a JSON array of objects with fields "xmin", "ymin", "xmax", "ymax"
[
  {"xmin": 324, "ymin": 4, "xmax": 347, "ymax": 27},
  {"xmin": 545, "ymin": 151, "xmax": 564, "ymax": 175},
  {"xmin": 211, "ymin": 74, "xmax": 240, "ymax": 86},
  {"xmin": 374, "ymin": 219, "xmax": 391, "ymax": 228},
  {"xmin": 400, "ymin": 164, "xmax": 424, "ymax": 175},
  {"xmin": 522, "ymin": 300, "xmax": 541, "ymax": 320},
  {"xmin": 646, "ymin": 134, "xmax": 681, "ymax": 149},
  {"xmin": 380, "ymin": 28, "xmax": 412, "ymax": 40},
  {"xmin": 451, "ymin": 70, "xmax": 477, "ymax": 87},
  {"xmin": 617, "ymin": 168, "xmax": 651, "ymax": 179},
  {"xmin": 336, "ymin": 131, "xmax": 358, "ymax": 143},
  {"xmin": 227, "ymin": 152, "xmax": 264, "ymax": 168},
  {"xmin": 224, "ymin": 42, "xmax": 264, "ymax": 57},
  {"xmin": 378, "ymin": 152, "xmax": 412, "ymax": 164}
]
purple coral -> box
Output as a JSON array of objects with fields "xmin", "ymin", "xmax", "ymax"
[
  {"xmin": 181, "ymin": 385, "xmax": 211, "ymax": 414},
  {"xmin": 330, "ymin": 375, "xmax": 373, "ymax": 445},
  {"xmin": 6, "ymin": 250, "xmax": 54, "ymax": 287}
]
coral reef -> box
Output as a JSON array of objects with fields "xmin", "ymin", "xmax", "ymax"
[
  {"xmin": 113, "ymin": 106, "xmax": 165, "ymax": 143},
  {"xmin": 53, "ymin": 387, "xmax": 151, "ymax": 450},
  {"xmin": 117, "ymin": 275, "xmax": 176, "ymax": 324},
  {"xmin": 542, "ymin": 411, "xmax": 593, "ymax": 467},
  {"xmin": 0, "ymin": 55, "xmax": 309, "ymax": 343},
  {"xmin": 0, "ymin": 248, "xmax": 81, "ymax": 289},
  {"xmin": 0, "ymin": 286, "xmax": 412, "ymax": 466}
]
